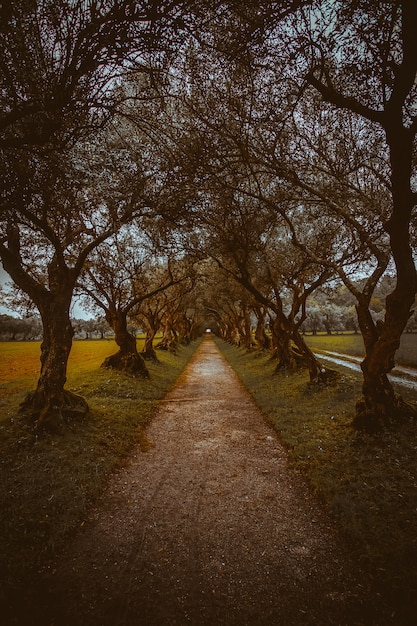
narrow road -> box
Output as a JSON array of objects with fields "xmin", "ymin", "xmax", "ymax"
[
  {"xmin": 316, "ymin": 350, "xmax": 417, "ymax": 390},
  {"xmin": 30, "ymin": 337, "xmax": 380, "ymax": 625}
]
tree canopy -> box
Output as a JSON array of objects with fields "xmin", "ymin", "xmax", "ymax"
[{"xmin": 1, "ymin": 0, "xmax": 416, "ymax": 432}]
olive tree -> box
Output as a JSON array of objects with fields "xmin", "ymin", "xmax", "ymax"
[
  {"xmin": 288, "ymin": 0, "xmax": 417, "ymax": 428},
  {"xmin": 78, "ymin": 225, "xmax": 190, "ymax": 376},
  {"xmin": 0, "ymin": 136, "xmax": 153, "ymax": 427},
  {"xmin": 0, "ymin": 0, "xmax": 209, "ymax": 428}
]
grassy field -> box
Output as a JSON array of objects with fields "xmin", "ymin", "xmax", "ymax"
[
  {"xmin": 216, "ymin": 337, "xmax": 417, "ymax": 625},
  {"xmin": 0, "ymin": 336, "xmax": 152, "ymax": 386},
  {"xmin": 303, "ymin": 331, "xmax": 417, "ymax": 367},
  {"xmin": 0, "ymin": 337, "xmax": 200, "ymax": 615}
]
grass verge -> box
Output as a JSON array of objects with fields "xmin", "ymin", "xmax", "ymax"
[
  {"xmin": 215, "ymin": 338, "xmax": 417, "ymax": 625},
  {"xmin": 0, "ymin": 338, "xmax": 201, "ymax": 612}
]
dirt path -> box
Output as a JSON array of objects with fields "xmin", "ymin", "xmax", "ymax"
[{"xmin": 30, "ymin": 337, "xmax": 380, "ymax": 625}]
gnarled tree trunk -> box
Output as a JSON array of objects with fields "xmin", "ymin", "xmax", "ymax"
[
  {"xmin": 254, "ymin": 306, "xmax": 270, "ymax": 350},
  {"xmin": 354, "ymin": 127, "xmax": 417, "ymax": 431},
  {"xmin": 270, "ymin": 315, "xmax": 333, "ymax": 383},
  {"xmin": 156, "ymin": 316, "xmax": 177, "ymax": 352},
  {"xmin": 271, "ymin": 317, "xmax": 297, "ymax": 370},
  {"xmin": 19, "ymin": 297, "xmax": 88, "ymax": 429},
  {"xmin": 291, "ymin": 327, "xmax": 336, "ymax": 384},
  {"xmin": 142, "ymin": 327, "xmax": 158, "ymax": 362},
  {"xmin": 354, "ymin": 289, "xmax": 417, "ymax": 432},
  {"xmin": 103, "ymin": 309, "xmax": 149, "ymax": 377},
  {"xmin": 176, "ymin": 313, "xmax": 195, "ymax": 345}
]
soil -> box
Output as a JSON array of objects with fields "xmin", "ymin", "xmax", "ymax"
[{"xmin": 22, "ymin": 337, "xmax": 386, "ymax": 625}]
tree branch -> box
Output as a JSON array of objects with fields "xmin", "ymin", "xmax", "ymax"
[{"xmin": 306, "ymin": 71, "xmax": 384, "ymax": 125}]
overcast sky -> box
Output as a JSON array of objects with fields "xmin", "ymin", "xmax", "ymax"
[{"xmin": 0, "ymin": 264, "xmax": 13, "ymax": 315}]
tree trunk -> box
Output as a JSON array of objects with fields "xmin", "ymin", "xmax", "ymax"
[
  {"xmin": 177, "ymin": 314, "xmax": 195, "ymax": 345},
  {"xmin": 156, "ymin": 317, "xmax": 177, "ymax": 352},
  {"xmin": 1, "ymin": 245, "xmax": 88, "ymax": 430},
  {"xmin": 271, "ymin": 317, "xmax": 297, "ymax": 370},
  {"xmin": 243, "ymin": 310, "xmax": 252, "ymax": 351},
  {"xmin": 142, "ymin": 327, "xmax": 158, "ymax": 362},
  {"xmin": 270, "ymin": 315, "xmax": 331, "ymax": 382},
  {"xmin": 272, "ymin": 321, "xmax": 302, "ymax": 371},
  {"xmin": 324, "ymin": 316, "xmax": 332, "ymax": 335},
  {"xmin": 19, "ymin": 298, "xmax": 88, "ymax": 429},
  {"xmin": 103, "ymin": 310, "xmax": 149, "ymax": 377},
  {"xmin": 231, "ymin": 327, "xmax": 241, "ymax": 347},
  {"xmin": 254, "ymin": 308, "xmax": 270, "ymax": 350},
  {"xmin": 354, "ymin": 126, "xmax": 417, "ymax": 430},
  {"xmin": 188, "ymin": 321, "xmax": 199, "ymax": 342},
  {"xmin": 291, "ymin": 328, "xmax": 336, "ymax": 383},
  {"xmin": 354, "ymin": 297, "xmax": 416, "ymax": 432}
]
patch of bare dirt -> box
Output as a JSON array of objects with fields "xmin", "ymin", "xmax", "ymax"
[{"xmin": 24, "ymin": 338, "xmax": 385, "ymax": 625}]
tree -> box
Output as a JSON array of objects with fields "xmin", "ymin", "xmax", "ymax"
[
  {"xmin": 196, "ymin": 183, "xmax": 338, "ymax": 380},
  {"xmin": 296, "ymin": 1, "xmax": 417, "ymax": 429},
  {"xmin": 0, "ymin": 313, "xmax": 42, "ymax": 340},
  {"xmin": 274, "ymin": 100, "xmax": 400, "ymax": 422},
  {"xmin": 136, "ymin": 297, "xmax": 165, "ymax": 362},
  {"xmin": 253, "ymin": 304, "xmax": 271, "ymax": 350},
  {"xmin": 175, "ymin": 57, "xmax": 342, "ymax": 379},
  {"xmin": 0, "ymin": 136, "xmax": 154, "ymax": 427},
  {"xmin": 0, "ymin": 0, "xmax": 209, "ymax": 428},
  {"xmin": 79, "ymin": 223, "xmax": 192, "ymax": 374},
  {"xmin": 153, "ymin": 268, "xmax": 199, "ymax": 351}
]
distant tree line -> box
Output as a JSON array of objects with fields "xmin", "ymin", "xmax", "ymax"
[{"xmin": 0, "ymin": 314, "xmax": 42, "ymax": 341}]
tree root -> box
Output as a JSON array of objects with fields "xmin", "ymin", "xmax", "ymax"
[
  {"xmin": 101, "ymin": 350, "xmax": 149, "ymax": 378},
  {"xmin": 274, "ymin": 360, "xmax": 301, "ymax": 374},
  {"xmin": 354, "ymin": 395, "xmax": 417, "ymax": 433},
  {"xmin": 19, "ymin": 389, "xmax": 89, "ymax": 432},
  {"xmin": 141, "ymin": 348, "xmax": 159, "ymax": 362},
  {"xmin": 312, "ymin": 367, "xmax": 339, "ymax": 384}
]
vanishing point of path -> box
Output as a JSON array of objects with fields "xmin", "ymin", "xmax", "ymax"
[{"xmin": 29, "ymin": 337, "xmax": 381, "ymax": 626}]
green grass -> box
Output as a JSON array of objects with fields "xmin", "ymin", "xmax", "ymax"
[
  {"xmin": 304, "ymin": 331, "xmax": 417, "ymax": 367},
  {"xmin": 215, "ymin": 338, "xmax": 417, "ymax": 625},
  {"xmin": 0, "ymin": 338, "xmax": 201, "ymax": 613}
]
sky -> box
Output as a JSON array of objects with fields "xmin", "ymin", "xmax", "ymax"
[{"xmin": 0, "ymin": 264, "xmax": 13, "ymax": 316}]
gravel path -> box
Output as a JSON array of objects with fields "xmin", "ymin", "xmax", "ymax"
[{"xmin": 30, "ymin": 337, "xmax": 381, "ymax": 625}]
